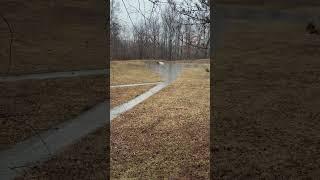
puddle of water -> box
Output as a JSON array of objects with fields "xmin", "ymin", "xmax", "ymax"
[{"xmin": 145, "ymin": 62, "xmax": 183, "ymax": 83}]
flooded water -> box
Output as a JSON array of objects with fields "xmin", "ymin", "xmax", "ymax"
[{"xmin": 145, "ymin": 62, "xmax": 183, "ymax": 83}]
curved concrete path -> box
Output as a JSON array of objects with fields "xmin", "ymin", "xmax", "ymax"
[
  {"xmin": 0, "ymin": 63, "xmax": 181, "ymax": 179},
  {"xmin": 0, "ymin": 102, "xmax": 108, "ymax": 179}
]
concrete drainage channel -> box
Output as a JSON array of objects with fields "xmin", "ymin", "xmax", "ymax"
[{"xmin": 0, "ymin": 62, "xmax": 182, "ymax": 179}]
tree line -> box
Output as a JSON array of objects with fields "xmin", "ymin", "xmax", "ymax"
[{"xmin": 111, "ymin": 0, "xmax": 210, "ymax": 61}]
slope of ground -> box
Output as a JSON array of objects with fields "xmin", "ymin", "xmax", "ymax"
[
  {"xmin": 212, "ymin": 19, "xmax": 320, "ymax": 178},
  {"xmin": 111, "ymin": 65, "xmax": 210, "ymax": 179}
]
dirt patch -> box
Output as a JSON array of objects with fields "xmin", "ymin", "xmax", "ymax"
[
  {"xmin": 111, "ymin": 60, "xmax": 161, "ymax": 85},
  {"xmin": 111, "ymin": 65, "xmax": 210, "ymax": 179},
  {"xmin": 212, "ymin": 20, "xmax": 320, "ymax": 178},
  {"xmin": 0, "ymin": 75, "xmax": 106, "ymax": 150}
]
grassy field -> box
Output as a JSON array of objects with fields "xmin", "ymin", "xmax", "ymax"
[
  {"xmin": 0, "ymin": 75, "xmax": 106, "ymax": 150},
  {"xmin": 111, "ymin": 60, "xmax": 161, "ymax": 85},
  {"xmin": 212, "ymin": 19, "xmax": 320, "ymax": 178},
  {"xmin": 15, "ymin": 60, "xmax": 189, "ymax": 179},
  {"xmin": 1, "ymin": 59, "xmax": 161, "ymax": 151},
  {"xmin": 111, "ymin": 64, "xmax": 210, "ymax": 179},
  {"xmin": 12, "ymin": 60, "xmax": 165, "ymax": 179}
]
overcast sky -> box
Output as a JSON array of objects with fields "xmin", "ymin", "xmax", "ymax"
[{"xmin": 116, "ymin": 0, "xmax": 157, "ymax": 30}]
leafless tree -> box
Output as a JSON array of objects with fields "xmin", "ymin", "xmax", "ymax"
[
  {"xmin": 110, "ymin": 0, "xmax": 210, "ymax": 60},
  {"xmin": 110, "ymin": 0, "xmax": 122, "ymax": 59},
  {"xmin": 149, "ymin": 15, "xmax": 161, "ymax": 59}
]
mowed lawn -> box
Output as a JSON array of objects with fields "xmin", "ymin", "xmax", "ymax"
[
  {"xmin": 212, "ymin": 19, "xmax": 320, "ymax": 178},
  {"xmin": 111, "ymin": 64, "xmax": 210, "ymax": 179}
]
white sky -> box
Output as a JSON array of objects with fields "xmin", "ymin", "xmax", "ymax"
[
  {"xmin": 116, "ymin": 0, "xmax": 157, "ymax": 31},
  {"xmin": 113, "ymin": 0, "xmax": 203, "ymax": 38}
]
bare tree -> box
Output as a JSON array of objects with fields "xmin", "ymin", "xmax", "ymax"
[
  {"xmin": 110, "ymin": 0, "xmax": 121, "ymax": 59},
  {"xmin": 111, "ymin": 0, "xmax": 210, "ymax": 61},
  {"xmin": 149, "ymin": 15, "xmax": 161, "ymax": 59}
]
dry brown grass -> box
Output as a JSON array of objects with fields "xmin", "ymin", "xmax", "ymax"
[
  {"xmin": 0, "ymin": 0, "xmax": 106, "ymax": 75},
  {"xmin": 216, "ymin": 0, "xmax": 320, "ymax": 9},
  {"xmin": 15, "ymin": 126, "xmax": 107, "ymax": 180},
  {"xmin": 213, "ymin": 19, "xmax": 320, "ymax": 178},
  {"xmin": 111, "ymin": 60, "xmax": 161, "ymax": 85},
  {"xmin": 111, "ymin": 85, "xmax": 155, "ymax": 108},
  {"xmin": 173, "ymin": 59, "xmax": 210, "ymax": 64},
  {"xmin": 111, "ymin": 65, "xmax": 210, "ymax": 179},
  {"xmin": 13, "ymin": 75, "xmax": 156, "ymax": 179},
  {"xmin": 0, "ymin": 75, "xmax": 106, "ymax": 150}
]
